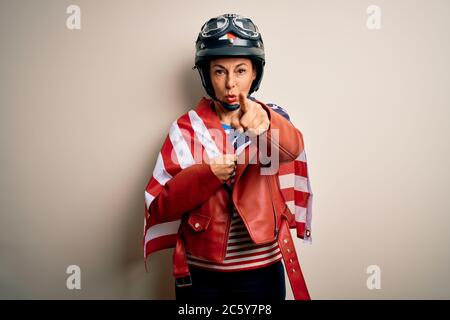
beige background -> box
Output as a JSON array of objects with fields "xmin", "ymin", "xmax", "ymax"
[{"xmin": 1, "ymin": 0, "xmax": 449, "ymax": 299}]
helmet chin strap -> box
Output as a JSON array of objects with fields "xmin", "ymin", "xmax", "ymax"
[
  {"xmin": 218, "ymin": 100, "xmax": 240, "ymax": 111},
  {"xmin": 212, "ymin": 94, "xmax": 250, "ymax": 111}
]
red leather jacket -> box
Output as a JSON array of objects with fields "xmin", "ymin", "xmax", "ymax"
[{"xmin": 149, "ymin": 98, "xmax": 310, "ymax": 299}]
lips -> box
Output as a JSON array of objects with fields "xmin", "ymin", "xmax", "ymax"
[{"xmin": 225, "ymin": 95, "xmax": 237, "ymax": 103}]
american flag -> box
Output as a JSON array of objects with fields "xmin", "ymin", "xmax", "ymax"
[{"xmin": 143, "ymin": 97, "xmax": 313, "ymax": 263}]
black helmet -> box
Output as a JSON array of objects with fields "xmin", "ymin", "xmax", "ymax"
[{"xmin": 194, "ymin": 13, "xmax": 265, "ymax": 110}]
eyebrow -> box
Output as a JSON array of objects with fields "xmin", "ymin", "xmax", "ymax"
[{"xmin": 212, "ymin": 63, "xmax": 248, "ymax": 69}]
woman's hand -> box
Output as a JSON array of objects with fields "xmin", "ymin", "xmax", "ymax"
[
  {"xmin": 210, "ymin": 154, "xmax": 237, "ymax": 182},
  {"xmin": 230, "ymin": 92, "xmax": 270, "ymax": 137}
]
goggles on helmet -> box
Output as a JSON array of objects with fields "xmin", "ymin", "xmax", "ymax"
[{"xmin": 200, "ymin": 14, "xmax": 260, "ymax": 40}]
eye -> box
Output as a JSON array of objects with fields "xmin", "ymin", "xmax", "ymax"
[
  {"xmin": 237, "ymin": 68, "xmax": 247, "ymax": 74},
  {"xmin": 214, "ymin": 69, "xmax": 225, "ymax": 75}
]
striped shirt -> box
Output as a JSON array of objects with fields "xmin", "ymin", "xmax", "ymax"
[{"xmin": 186, "ymin": 122, "xmax": 282, "ymax": 272}]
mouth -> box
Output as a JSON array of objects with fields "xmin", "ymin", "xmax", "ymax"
[{"xmin": 224, "ymin": 95, "xmax": 237, "ymax": 103}]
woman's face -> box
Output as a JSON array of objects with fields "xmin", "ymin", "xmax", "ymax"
[{"xmin": 209, "ymin": 57, "xmax": 257, "ymax": 105}]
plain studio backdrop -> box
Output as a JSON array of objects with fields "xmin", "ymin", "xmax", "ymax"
[{"xmin": 1, "ymin": 0, "xmax": 449, "ymax": 299}]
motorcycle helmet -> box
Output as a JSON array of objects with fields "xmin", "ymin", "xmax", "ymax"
[{"xmin": 194, "ymin": 13, "xmax": 265, "ymax": 111}]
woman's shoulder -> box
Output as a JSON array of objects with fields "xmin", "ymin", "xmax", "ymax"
[
  {"xmin": 168, "ymin": 97, "xmax": 212, "ymax": 131},
  {"xmin": 249, "ymin": 96, "xmax": 291, "ymax": 121}
]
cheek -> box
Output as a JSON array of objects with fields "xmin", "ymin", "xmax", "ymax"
[
  {"xmin": 213, "ymin": 77, "xmax": 222, "ymax": 87},
  {"xmin": 243, "ymin": 73, "xmax": 255, "ymax": 88},
  {"xmin": 210, "ymin": 75, "xmax": 224, "ymax": 93}
]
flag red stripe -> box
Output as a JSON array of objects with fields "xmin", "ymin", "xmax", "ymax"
[
  {"xmin": 295, "ymin": 189, "xmax": 310, "ymax": 208},
  {"xmin": 295, "ymin": 159, "xmax": 308, "ymax": 178}
]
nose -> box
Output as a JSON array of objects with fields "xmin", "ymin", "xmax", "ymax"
[{"xmin": 225, "ymin": 74, "xmax": 236, "ymax": 89}]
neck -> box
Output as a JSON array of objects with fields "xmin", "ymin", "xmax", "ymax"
[{"xmin": 213, "ymin": 101, "xmax": 240, "ymax": 126}]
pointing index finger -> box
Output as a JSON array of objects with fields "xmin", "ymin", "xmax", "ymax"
[{"xmin": 238, "ymin": 92, "xmax": 249, "ymax": 113}]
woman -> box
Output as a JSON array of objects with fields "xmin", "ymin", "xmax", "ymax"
[{"xmin": 143, "ymin": 13, "xmax": 312, "ymax": 302}]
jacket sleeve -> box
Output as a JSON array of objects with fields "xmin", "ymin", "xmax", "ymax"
[
  {"xmin": 259, "ymin": 102, "xmax": 304, "ymax": 164},
  {"xmin": 149, "ymin": 163, "xmax": 224, "ymax": 223}
]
